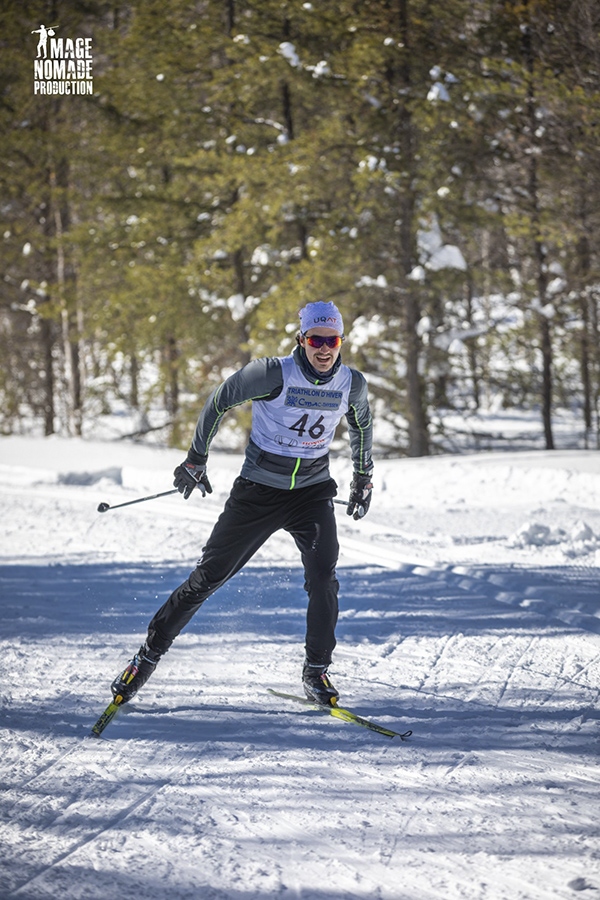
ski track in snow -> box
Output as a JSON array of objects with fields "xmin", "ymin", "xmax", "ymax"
[{"xmin": 1, "ymin": 438, "xmax": 600, "ymax": 899}]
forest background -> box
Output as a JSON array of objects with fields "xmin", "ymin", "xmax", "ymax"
[{"xmin": 1, "ymin": 0, "xmax": 599, "ymax": 458}]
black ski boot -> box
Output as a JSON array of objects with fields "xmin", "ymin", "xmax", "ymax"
[
  {"xmin": 302, "ymin": 661, "xmax": 339, "ymax": 706},
  {"xmin": 111, "ymin": 643, "xmax": 162, "ymax": 704}
]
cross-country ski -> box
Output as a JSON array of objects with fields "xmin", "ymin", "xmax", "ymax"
[{"xmin": 267, "ymin": 688, "xmax": 412, "ymax": 739}]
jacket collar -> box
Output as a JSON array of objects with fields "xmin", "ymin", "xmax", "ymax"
[{"xmin": 293, "ymin": 344, "xmax": 342, "ymax": 385}]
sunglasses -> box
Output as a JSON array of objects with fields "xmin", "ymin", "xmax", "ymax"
[{"xmin": 303, "ymin": 334, "xmax": 343, "ymax": 349}]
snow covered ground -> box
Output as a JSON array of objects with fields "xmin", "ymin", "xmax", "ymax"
[{"xmin": 1, "ymin": 435, "xmax": 599, "ymax": 899}]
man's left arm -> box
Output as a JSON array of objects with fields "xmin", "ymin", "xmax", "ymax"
[{"xmin": 345, "ymin": 370, "xmax": 374, "ymax": 519}]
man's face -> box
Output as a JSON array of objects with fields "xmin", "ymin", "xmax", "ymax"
[{"xmin": 300, "ymin": 327, "xmax": 343, "ymax": 374}]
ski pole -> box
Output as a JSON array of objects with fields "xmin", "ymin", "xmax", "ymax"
[
  {"xmin": 97, "ymin": 489, "xmax": 179, "ymax": 513},
  {"xmin": 98, "ymin": 494, "xmax": 354, "ymax": 515}
]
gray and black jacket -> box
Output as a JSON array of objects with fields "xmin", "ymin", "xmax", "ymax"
[{"xmin": 187, "ymin": 345, "xmax": 373, "ymax": 491}]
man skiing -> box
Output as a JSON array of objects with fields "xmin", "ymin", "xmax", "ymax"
[{"xmin": 110, "ymin": 300, "xmax": 373, "ymax": 707}]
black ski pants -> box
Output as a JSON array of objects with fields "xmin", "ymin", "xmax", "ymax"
[{"xmin": 148, "ymin": 476, "xmax": 340, "ymax": 666}]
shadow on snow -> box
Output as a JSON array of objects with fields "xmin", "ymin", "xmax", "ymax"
[{"xmin": 0, "ymin": 559, "xmax": 597, "ymax": 756}]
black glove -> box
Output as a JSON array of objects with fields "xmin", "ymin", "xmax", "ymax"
[
  {"xmin": 346, "ymin": 472, "xmax": 373, "ymax": 520},
  {"xmin": 173, "ymin": 460, "xmax": 213, "ymax": 500}
]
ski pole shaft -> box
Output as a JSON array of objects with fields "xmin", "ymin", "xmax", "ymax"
[
  {"xmin": 97, "ymin": 489, "xmax": 178, "ymax": 513},
  {"xmin": 99, "ymin": 493, "xmax": 350, "ymax": 514}
]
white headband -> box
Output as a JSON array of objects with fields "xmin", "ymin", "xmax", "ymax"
[{"xmin": 299, "ymin": 301, "xmax": 344, "ymax": 335}]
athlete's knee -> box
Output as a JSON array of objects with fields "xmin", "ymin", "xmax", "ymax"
[
  {"xmin": 304, "ymin": 571, "xmax": 339, "ymax": 600},
  {"xmin": 304, "ymin": 551, "xmax": 338, "ymax": 582},
  {"xmin": 187, "ymin": 560, "xmax": 233, "ymax": 598},
  {"xmin": 168, "ymin": 571, "xmax": 208, "ymax": 609}
]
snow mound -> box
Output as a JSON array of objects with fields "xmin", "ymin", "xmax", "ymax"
[{"xmin": 508, "ymin": 519, "xmax": 599, "ymax": 557}]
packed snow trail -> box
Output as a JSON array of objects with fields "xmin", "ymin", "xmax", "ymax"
[{"xmin": 1, "ymin": 438, "xmax": 600, "ymax": 899}]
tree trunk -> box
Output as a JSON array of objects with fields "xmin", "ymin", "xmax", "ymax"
[
  {"xmin": 522, "ymin": 8, "xmax": 554, "ymax": 449},
  {"xmin": 465, "ymin": 276, "xmax": 480, "ymax": 410},
  {"xmin": 397, "ymin": 0, "xmax": 429, "ymax": 456},
  {"xmin": 576, "ymin": 220, "xmax": 592, "ymax": 444},
  {"xmin": 225, "ymin": 0, "xmax": 235, "ymax": 36},
  {"xmin": 281, "ymin": 81, "xmax": 294, "ymax": 141},
  {"xmin": 404, "ymin": 289, "xmax": 429, "ymax": 456},
  {"xmin": 590, "ymin": 294, "xmax": 600, "ymax": 448},
  {"xmin": 164, "ymin": 337, "xmax": 179, "ymax": 418},
  {"xmin": 538, "ymin": 310, "xmax": 554, "ymax": 449},
  {"xmin": 40, "ymin": 316, "xmax": 56, "ymax": 436},
  {"xmin": 232, "ymin": 248, "xmax": 251, "ymax": 368},
  {"xmin": 130, "ymin": 353, "xmax": 139, "ymax": 410},
  {"xmin": 51, "ymin": 155, "xmax": 82, "ymax": 436}
]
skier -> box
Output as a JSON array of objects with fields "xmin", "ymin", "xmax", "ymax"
[{"xmin": 109, "ymin": 300, "xmax": 373, "ymax": 707}]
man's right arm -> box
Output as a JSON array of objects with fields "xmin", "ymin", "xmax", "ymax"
[{"xmin": 187, "ymin": 357, "xmax": 283, "ymax": 464}]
